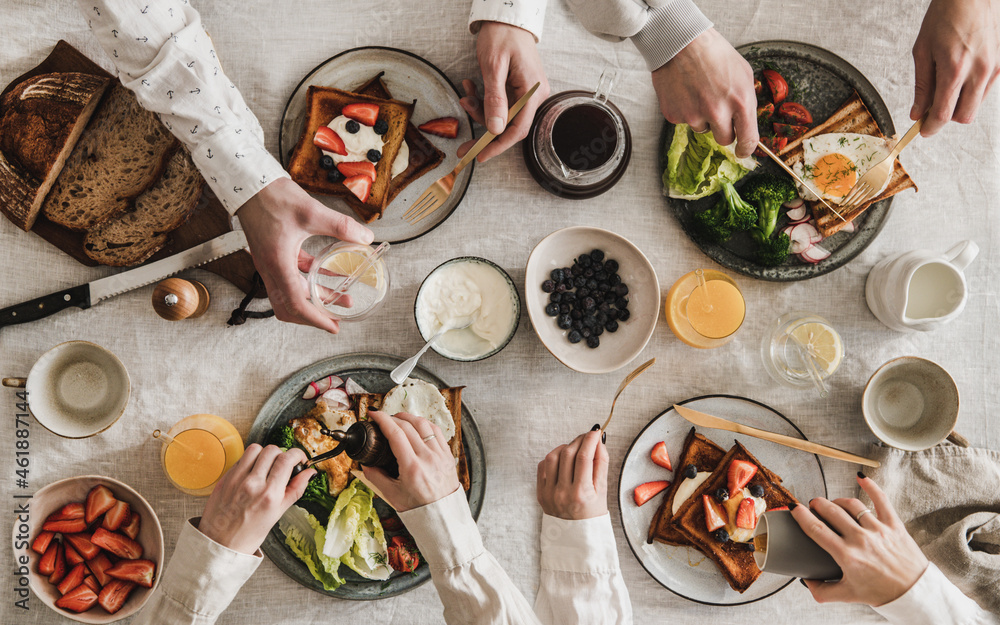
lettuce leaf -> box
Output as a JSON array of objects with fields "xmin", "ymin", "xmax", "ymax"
[
  {"xmin": 664, "ymin": 123, "xmax": 757, "ymax": 200},
  {"xmin": 342, "ymin": 515, "xmax": 391, "ymax": 580},
  {"xmin": 279, "ymin": 505, "xmax": 345, "ymax": 591}
]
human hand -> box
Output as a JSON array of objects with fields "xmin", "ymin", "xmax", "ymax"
[
  {"xmin": 361, "ymin": 411, "xmax": 460, "ymax": 512},
  {"xmin": 651, "ymin": 28, "xmax": 758, "ymax": 158},
  {"xmin": 198, "ymin": 444, "xmax": 313, "ymax": 555},
  {"xmin": 536, "ymin": 427, "xmax": 609, "ymax": 520},
  {"xmin": 235, "ymin": 177, "xmax": 374, "ymax": 333},
  {"xmin": 911, "ymin": 0, "xmax": 1000, "ymax": 136},
  {"xmin": 792, "ymin": 474, "xmax": 929, "ymax": 606},
  {"xmin": 458, "ymin": 21, "xmax": 550, "ymax": 162}
]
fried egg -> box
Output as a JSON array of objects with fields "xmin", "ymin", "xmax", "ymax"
[{"xmin": 792, "ymin": 133, "xmax": 894, "ymax": 204}]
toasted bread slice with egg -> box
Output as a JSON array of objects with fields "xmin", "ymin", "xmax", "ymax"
[
  {"xmin": 673, "ymin": 442, "xmax": 798, "ymax": 593},
  {"xmin": 780, "ymin": 91, "xmax": 917, "ymax": 238},
  {"xmin": 291, "ymin": 399, "xmax": 358, "ymax": 495}
]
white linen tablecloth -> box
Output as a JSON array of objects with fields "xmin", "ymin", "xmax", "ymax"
[{"xmin": 2, "ymin": 1, "xmax": 998, "ymax": 623}]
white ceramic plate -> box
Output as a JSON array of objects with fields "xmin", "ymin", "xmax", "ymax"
[
  {"xmin": 618, "ymin": 395, "xmax": 828, "ymax": 605},
  {"xmin": 525, "ymin": 226, "xmax": 659, "ymax": 374},
  {"xmin": 279, "ymin": 46, "xmax": 474, "ymax": 243}
]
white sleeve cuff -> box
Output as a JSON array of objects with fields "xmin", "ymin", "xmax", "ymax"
[
  {"xmin": 630, "ymin": 0, "xmax": 713, "ymax": 71},
  {"xmin": 188, "ymin": 126, "xmax": 290, "ymax": 214},
  {"xmin": 872, "ymin": 563, "xmax": 989, "ymax": 625},
  {"xmin": 540, "ymin": 513, "xmax": 621, "ymax": 574},
  {"xmin": 397, "ymin": 489, "xmax": 483, "ymax": 571},
  {"xmin": 469, "ymin": 0, "xmax": 548, "ymax": 42}
]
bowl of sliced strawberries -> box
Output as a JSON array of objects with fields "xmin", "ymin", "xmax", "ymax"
[{"xmin": 18, "ymin": 476, "xmax": 163, "ymax": 622}]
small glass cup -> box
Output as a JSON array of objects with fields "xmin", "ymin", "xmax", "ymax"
[
  {"xmin": 156, "ymin": 414, "xmax": 244, "ymax": 496},
  {"xmin": 664, "ymin": 269, "xmax": 746, "ymax": 349},
  {"xmin": 761, "ymin": 312, "xmax": 844, "ymax": 389},
  {"xmin": 308, "ymin": 241, "xmax": 390, "ymax": 322}
]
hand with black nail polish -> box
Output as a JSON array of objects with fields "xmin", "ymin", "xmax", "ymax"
[{"xmin": 536, "ymin": 429, "xmax": 608, "ymax": 520}]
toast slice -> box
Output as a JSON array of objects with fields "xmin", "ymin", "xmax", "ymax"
[
  {"xmin": 355, "ymin": 387, "xmax": 470, "ymax": 492},
  {"xmin": 287, "ymin": 85, "xmax": 413, "ymax": 222},
  {"xmin": 0, "ymin": 72, "xmax": 110, "ymax": 230},
  {"xmin": 350, "ymin": 72, "xmax": 444, "ymax": 212},
  {"xmin": 647, "ymin": 428, "xmax": 726, "ymax": 545},
  {"xmin": 291, "ymin": 398, "xmax": 358, "ymax": 496},
  {"xmin": 780, "ymin": 91, "xmax": 917, "ymax": 237},
  {"xmin": 673, "ymin": 442, "xmax": 798, "ymax": 593}
]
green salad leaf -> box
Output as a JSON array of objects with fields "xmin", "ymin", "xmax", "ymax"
[
  {"xmin": 279, "ymin": 505, "xmax": 345, "ymax": 591},
  {"xmin": 342, "ymin": 514, "xmax": 391, "ymax": 580},
  {"xmin": 323, "ymin": 480, "xmax": 373, "ymax": 561},
  {"xmin": 664, "ymin": 123, "xmax": 757, "ymax": 200}
]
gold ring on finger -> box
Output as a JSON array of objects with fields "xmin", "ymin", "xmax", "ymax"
[
  {"xmin": 854, "ymin": 508, "xmax": 874, "ymax": 523},
  {"xmin": 422, "ymin": 434, "xmax": 437, "ymax": 442}
]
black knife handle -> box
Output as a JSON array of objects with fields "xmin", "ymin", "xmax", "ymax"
[{"xmin": 0, "ymin": 284, "xmax": 91, "ymax": 329}]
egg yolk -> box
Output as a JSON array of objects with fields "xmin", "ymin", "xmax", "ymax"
[{"xmin": 811, "ymin": 152, "xmax": 857, "ymax": 199}]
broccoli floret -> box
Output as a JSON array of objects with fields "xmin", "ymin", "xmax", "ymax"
[
  {"xmin": 691, "ymin": 180, "xmax": 758, "ymax": 244},
  {"xmin": 299, "ymin": 471, "xmax": 338, "ymax": 512},
  {"xmin": 741, "ymin": 173, "xmax": 797, "ymax": 266},
  {"xmin": 268, "ymin": 424, "xmax": 299, "ymax": 451},
  {"xmin": 753, "ymin": 230, "xmax": 792, "ymax": 267}
]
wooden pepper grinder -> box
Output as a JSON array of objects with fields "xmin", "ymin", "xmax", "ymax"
[
  {"xmin": 152, "ymin": 278, "xmax": 211, "ymax": 321},
  {"xmin": 324, "ymin": 421, "xmax": 399, "ymax": 478}
]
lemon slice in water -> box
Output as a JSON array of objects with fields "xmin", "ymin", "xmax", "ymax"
[
  {"xmin": 789, "ymin": 322, "xmax": 843, "ymax": 375},
  {"xmin": 322, "ymin": 250, "xmax": 380, "ymax": 288}
]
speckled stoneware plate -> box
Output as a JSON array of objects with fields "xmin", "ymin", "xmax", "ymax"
[
  {"xmin": 246, "ymin": 353, "xmax": 486, "ymax": 600},
  {"xmin": 619, "ymin": 395, "xmax": 828, "ymax": 606},
  {"xmin": 279, "ymin": 47, "xmax": 474, "ymax": 243},
  {"xmin": 663, "ymin": 41, "xmax": 897, "ymax": 281}
]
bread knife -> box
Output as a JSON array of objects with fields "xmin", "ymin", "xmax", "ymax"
[
  {"xmin": 672, "ymin": 404, "xmax": 879, "ymax": 467},
  {"xmin": 0, "ymin": 230, "xmax": 248, "ymax": 330}
]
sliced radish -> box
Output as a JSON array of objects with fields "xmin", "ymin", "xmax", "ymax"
[
  {"xmin": 785, "ymin": 205, "xmax": 808, "ymax": 222},
  {"xmin": 319, "ymin": 387, "xmax": 350, "ymax": 410},
  {"xmin": 799, "ymin": 244, "xmax": 831, "ymax": 263},
  {"xmin": 783, "ymin": 197, "xmax": 804, "ymax": 209},
  {"xmin": 841, "ymin": 220, "xmax": 856, "ymax": 233},
  {"xmin": 789, "ymin": 223, "xmax": 820, "ymax": 254},
  {"xmin": 303, "ymin": 375, "xmax": 344, "ymax": 400},
  {"xmin": 781, "ymin": 225, "xmax": 796, "ymax": 239},
  {"xmin": 344, "ymin": 378, "xmax": 368, "ymax": 396}
]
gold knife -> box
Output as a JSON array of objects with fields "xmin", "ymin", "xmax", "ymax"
[
  {"xmin": 754, "ymin": 141, "xmax": 847, "ymax": 223},
  {"xmin": 672, "ymin": 404, "xmax": 879, "ymax": 468}
]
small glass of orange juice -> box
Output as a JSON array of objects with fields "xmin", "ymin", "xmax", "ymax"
[
  {"xmin": 665, "ymin": 269, "xmax": 746, "ymax": 348},
  {"xmin": 156, "ymin": 414, "xmax": 244, "ymax": 496}
]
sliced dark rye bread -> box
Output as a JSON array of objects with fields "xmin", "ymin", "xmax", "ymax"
[
  {"xmin": 648, "ymin": 428, "xmax": 726, "ymax": 545},
  {"xmin": 82, "ymin": 147, "xmax": 204, "ymax": 266},
  {"xmin": 0, "ymin": 72, "xmax": 110, "ymax": 230},
  {"xmin": 780, "ymin": 91, "xmax": 917, "ymax": 237},
  {"xmin": 42, "ymin": 83, "xmax": 178, "ymax": 231}
]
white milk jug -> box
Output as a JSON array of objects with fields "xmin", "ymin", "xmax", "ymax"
[{"xmin": 865, "ymin": 240, "xmax": 979, "ymax": 332}]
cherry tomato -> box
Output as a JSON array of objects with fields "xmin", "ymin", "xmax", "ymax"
[
  {"xmin": 757, "ymin": 103, "xmax": 774, "ymax": 121},
  {"xmin": 773, "ymin": 122, "xmax": 809, "ymax": 140},
  {"xmin": 762, "ymin": 69, "xmax": 788, "ymax": 105},
  {"xmin": 777, "ymin": 101, "xmax": 813, "ymax": 125}
]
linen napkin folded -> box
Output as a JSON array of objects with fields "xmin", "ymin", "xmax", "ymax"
[{"xmin": 861, "ymin": 444, "xmax": 1000, "ymax": 614}]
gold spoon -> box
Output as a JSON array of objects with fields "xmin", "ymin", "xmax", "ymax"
[{"xmin": 601, "ymin": 358, "xmax": 656, "ymax": 432}]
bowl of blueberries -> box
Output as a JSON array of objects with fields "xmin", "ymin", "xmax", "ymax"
[{"xmin": 525, "ymin": 226, "xmax": 660, "ymax": 374}]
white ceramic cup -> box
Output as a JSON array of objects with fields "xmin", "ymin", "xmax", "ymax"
[
  {"xmin": 862, "ymin": 357, "xmax": 964, "ymax": 451},
  {"xmin": 2, "ymin": 341, "xmax": 130, "ymax": 438}
]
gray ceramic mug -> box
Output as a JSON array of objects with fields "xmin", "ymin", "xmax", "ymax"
[{"xmin": 752, "ymin": 510, "xmax": 842, "ymax": 580}]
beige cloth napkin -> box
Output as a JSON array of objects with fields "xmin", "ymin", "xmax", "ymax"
[{"xmin": 861, "ymin": 444, "xmax": 1000, "ymax": 614}]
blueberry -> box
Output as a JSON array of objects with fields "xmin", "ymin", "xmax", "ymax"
[
  {"xmin": 549, "ymin": 292, "xmax": 562, "ymax": 303},
  {"xmin": 607, "ymin": 308, "xmax": 619, "ymax": 321},
  {"xmin": 609, "ymin": 274, "xmax": 622, "ymax": 286},
  {"xmin": 596, "ymin": 312, "xmax": 608, "ymax": 325},
  {"xmin": 555, "ymin": 282, "xmax": 568, "ymax": 293},
  {"xmin": 367, "ymin": 149, "xmax": 382, "ymax": 163},
  {"xmin": 568, "ymin": 330, "xmax": 583, "ymax": 344},
  {"xmin": 594, "ymin": 271, "xmax": 608, "ymax": 282},
  {"xmin": 618, "ymin": 308, "xmax": 631, "ymax": 322},
  {"xmin": 319, "ymin": 155, "xmax": 335, "ymax": 170},
  {"xmin": 740, "ymin": 541, "xmax": 756, "ymax": 552},
  {"xmin": 586, "ymin": 279, "xmax": 598, "ymax": 291},
  {"xmin": 577, "ymin": 288, "xmax": 590, "ymax": 299},
  {"xmin": 346, "ymin": 119, "xmax": 360, "ymax": 134},
  {"xmin": 571, "ymin": 319, "xmax": 583, "ymax": 330},
  {"xmin": 570, "ymin": 309, "xmax": 582, "ymax": 320},
  {"xmin": 541, "ymin": 280, "xmax": 555, "ymax": 293},
  {"xmin": 712, "ymin": 529, "xmax": 731, "ymax": 543},
  {"xmin": 583, "ymin": 297, "xmax": 596, "ymax": 311},
  {"xmin": 590, "ymin": 249, "xmax": 605, "ymax": 261},
  {"xmin": 714, "ymin": 487, "xmax": 730, "ymax": 502},
  {"xmin": 586, "ymin": 335, "xmax": 600, "ymax": 348},
  {"xmin": 560, "ymin": 303, "xmax": 571, "ymax": 314},
  {"xmin": 604, "ymin": 259, "xmax": 619, "ymax": 273},
  {"xmin": 593, "ymin": 324, "xmax": 604, "ymax": 337},
  {"xmin": 597, "ymin": 282, "xmax": 611, "ymax": 294},
  {"xmin": 615, "ymin": 284, "xmax": 629, "ymax": 297},
  {"xmin": 581, "ymin": 328, "xmax": 592, "ymax": 338},
  {"xmin": 578, "ymin": 255, "xmax": 592, "ymax": 267},
  {"xmin": 583, "ymin": 268, "xmax": 595, "ymax": 278},
  {"xmin": 562, "ymin": 291, "xmax": 576, "ymax": 303},
  {"xmin": 571, "ymin": 264, "xmax": 583, "ymax": 276},
  {"xmin": 550, "ymin": 268, "xmax": 564, "ymax": 282},
  {"xmin": 591, "ymin": 261, "xmax": 603, "ymax": 273},
  {"xmin": 545, "ymin": 303, "xmax": 559, "ymax": 317},
  {"xmin": 605, "ymin": 320, "xmax": 619, "ymax": 333},
  {"xmin": 682, "ymin": 464, "xmax": 698, "ymax": 480},
  {"xmin": 557, "ymin": 314, "xmax": 572, "ymax": 329},
  {"xmin": 574, "ymin": 276, "xmax": 587, "ymax": 288},
  {"xmin": 326, "ymin": 168, "xmax": 345, "ymax": 183},
  {"xmin": 373, "ymin": 119, "xmax": 389, "ymax": 135},
  {"xmin": 616, "ymin": 297, "xmax": 629, "ymax": 310},
  {"xmin": 749, "ymin": 484, "xmax": 765, "ymax": 498},
  {"xmin": 583, "ymin": 315, "xmax": 597, "ymax": 328}
]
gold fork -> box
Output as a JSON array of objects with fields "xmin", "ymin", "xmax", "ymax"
[
  {"xmin": 403, "ymin": 82, "xmax": 540, "ymax": 224},
  {"xmin": 601, "ymin": 358, "xmax": 656, "ymax": 432},
  {"xmin": 839, "ymin": 117, "xmax": 923, "ymax": 213}
]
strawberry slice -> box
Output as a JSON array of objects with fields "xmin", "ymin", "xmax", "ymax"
[
  {"xmin": 342, "ymin": 174, "xmax": 373, "ymax": 203},
  {"xmin": 737, "ymin": 497, "xmax": 759, "ymax": 530},
  {"xmin": 650, "ymin": 441, "xmax": 672, "ymax": 470},
  {"xmin": 42, "ymin": 518, "xmax": 88, "ymax": 533},
  {"xmin": 703, "ymin": 494, "xmax": 727, "ymax": 532},
  {"xmin": 38, "ymin": 541, "xmax": 59, "ymax": 576},
  {"xmin": 46, "ymin": 502, "xmax": 85, "ymax": 522},
  {"xmin": 314, "ymin": 126, "xmax": 347, "ymax": 156},
  {"xmin": 64, "ymin": 541, "xmax": 85, "ymax": 566},
  {"xmin": 49, "ymin": 541, "xmax": 67, "ymax": 585},
  {"xmin": 102, "ymin": 501, "xmax": 130, "ymax": 531},
  {"xmin": 86, "ymin": 485, "xmax": 117, "ymax": 524},
  {"xmin": 418, "ymin": 117, "xmax": 459, "ymax": 139},
  {"xmin": 633, "ymin": 480, "xmax": 670, "ymax": 506},
  {"xmin": 83, "ymin": 575, "xmax": 100, "ymax": 593},
  {"xmin": 342, "ymin": 103, "xmax": 380, "ymax": 126},
  {"xmin": 107, "ymin": 559, "xmax": 156, "ymax": 588},
  {"xmin": 55, "ymin": 584, "xmax": 98, "ymax": 613},
  {"xmin": 121, "ymin": 512, "xmax": 141, "ymax": 541},
  {"xmin": 86, "ymin": 553, "xmax": 113, "ymax": 586},
  {"xmin": 65, "ymin": 533, "xmax": 101, "ymax": 560},
  {"xmin": 57, "ymin": 562, "xmax": 88, "ymax": 596},
  {"xmin": 98, "ymin": 580, "xmax": 136, "ymax": 615},
  {"xmin": 336, "ymin": 161, "xmax": 376, "ymax": 181},
  {"xmin": 727, "ymin": 460, "xmax": 758, "ymax": 496},
  {"xmin": 31, "ymin": 530, "xmax": 54, "ymax": 555},
  {"xmin": 91, "ymin": 528, "xmax": 143, "ymax": 560}
]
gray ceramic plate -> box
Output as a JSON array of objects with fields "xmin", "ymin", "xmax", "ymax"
[
  {"xmin": 279, "ymin": 47, "xmax": 474, "ymax": 244},
  {"xmin": 618, "ymin": 395, "xmax": 828, "ymax": 605},
  {"xmin": 664, "ymin": 40, "xmax": 897, "ymax": 281},
  {"xmin": 246, "ymin": 353, "xmax": 486, "ymax": 600}
]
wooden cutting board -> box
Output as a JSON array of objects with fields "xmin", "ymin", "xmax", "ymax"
[{"xmin": 1, "ymin": 40, "xmax": 264, "ymax": 297}]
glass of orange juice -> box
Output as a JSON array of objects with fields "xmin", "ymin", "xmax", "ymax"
[
  {"xmin": 665, "ymin": 269, "xmax": 746, "ymax": 348},
  {"xmin": 156, "ymin": 414, "xmax": 244, "ymax": 496}
]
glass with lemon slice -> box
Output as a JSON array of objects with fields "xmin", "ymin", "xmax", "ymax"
[
  {"xmin": 308, "ymin": 241, "xmax": 390, "ymax": 321},
  {"xmin": 762, "ymin": 312, "xmax": 844, "ymax": 390}
]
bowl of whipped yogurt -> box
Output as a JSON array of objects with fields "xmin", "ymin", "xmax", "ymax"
[{"xmin": 414, "ymin": 257, "xmax": 520, "ymax": 361}]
